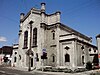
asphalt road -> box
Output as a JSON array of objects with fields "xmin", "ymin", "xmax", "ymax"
[
  {"xmin": 1, "ymin": 66, "xmax": 100, "ymax": 75},
  {"xmin": 0, "ymin": 66, "xmax": 51, "ymax": 75},
  {"xmin": 0, "ymin": 67, "xmax": 34, "ymax": 75}
]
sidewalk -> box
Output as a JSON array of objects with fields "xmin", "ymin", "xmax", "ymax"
[
  {"xmin": 6, "ymin": 66, "xmax": 97, "ymax": 75},
  {"xmin": 7, "ymin": 66, "xmax": 28, "ymax": 71}
]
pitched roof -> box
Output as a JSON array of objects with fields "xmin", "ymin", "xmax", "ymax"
[
  {"xmin": 0, "ymin": 46, "xmax": 13, "ymax": 55},
  {"xmin": 60, "ymin": 23, "xmax": 91, "ymax": 41}
]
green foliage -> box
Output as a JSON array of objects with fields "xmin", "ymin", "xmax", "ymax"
[{"xmin": 86, "ymin": 61, "xmax": 92, "ymax": 70}]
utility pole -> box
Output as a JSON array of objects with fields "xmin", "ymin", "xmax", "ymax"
[{"xmin": 28, "ymin": 21, "xmax": 33, "ymax": 71}]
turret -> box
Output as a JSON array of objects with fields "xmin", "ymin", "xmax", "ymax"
[
  {"xmin": 96, "ymin": 34, "xmax": 100, "ymax": 52},
  {"xmin": 20, "ymin": 13, "xmax": 25, "ymax": 23},
  {"xmin": 56, "ymin": 11, "xmax": 61, "ymax": 23},
  {"xmin": 41, "ymin": 3, "xmax": 46, "ymax": 12},
  {"xmin": 96, "ymin": 34, "xmax": 100, "ymax": 66}
]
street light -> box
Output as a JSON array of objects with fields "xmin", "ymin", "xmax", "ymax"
[{"xmin": 28, "ymin": 21, "xmax": 33, "ymax": 71}]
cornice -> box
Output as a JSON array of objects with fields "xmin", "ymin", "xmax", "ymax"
[
  {"xmin": 40, "ymin": 23, "xmax": 61, "ymax": 30},
  {"xmin": 60, "ymin": 23, "xmax": 91, "ymax": 41},
  {"xmin": 59, "ymin": 38, "xmax": 97, "ymax": 49}
]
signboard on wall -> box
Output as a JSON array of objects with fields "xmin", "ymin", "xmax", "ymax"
[{"xmin": 42, "ymin": 48, "xmax": 46, "ymax": 52}]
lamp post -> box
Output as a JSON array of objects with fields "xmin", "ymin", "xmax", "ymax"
[{"xmin": 28, "ymin": 21, "xmax": 33, "ymax": 71}]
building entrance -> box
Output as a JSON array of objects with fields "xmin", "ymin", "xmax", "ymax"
[{"xmin": 31, "ymin": 58, "xmax": 33, "ymax": 67}]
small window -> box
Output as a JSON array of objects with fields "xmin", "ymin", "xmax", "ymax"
[
  {"xmin": 81, "ymin": 46, "xmax": 84, "ymax": 50},
  {"xmin": 14, "ymin": 57, "xmax": 17, "ymax": 62},
  {"xmin": 53, "ymin": 56, "xmax": 55, "ymax": 62},
  {"xmin": 65, "ymin": 54, "xmax": 70, "ymax": 62},
  {"xmin": 94, "ymin": 50, "xmax": 96, "ymax": 52},
  {"xmin": 19, "ymin": 55, "xmax": 21, "ymax": 60},
  {"xmin": 36, "ymin": 53, "xmax": 39, "ymax": 61},
  {"xmin": 31, "ymin": 58, "xmax": 33, "ymax": 67},
  {"xmin": 15, "ymin": 52, "xmax": 17, "ymax": 55},
  {"xmin": 51, "ymin": 54, "xmax": 56, "ymax": 62},
  {"xmin": 51, "ymin": 30, "xmax": 55, "ymax": 40},
  {"xmin": 89, "ymin": 48, "xmax": 91, "ymax": 52},
  {"xmin": 53, "ymin": 33, "xmax": 55, "ymax": 40},
  {"xmin": 82, "ymin": 56, "xmax": 84, "ymax": 64}
]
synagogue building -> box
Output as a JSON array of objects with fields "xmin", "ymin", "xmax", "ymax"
[{"xmin": 11, "ymin": 3, "xmax": 98, "ymax": 69}]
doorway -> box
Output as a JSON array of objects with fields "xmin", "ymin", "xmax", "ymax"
[{"xmin": 31, "ymin": 58, "xmax": 33, "ymax": 67}]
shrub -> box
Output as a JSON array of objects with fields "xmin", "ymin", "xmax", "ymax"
[{"xmin": 86, "ymin": 61, "xmax": 92, "ymax": 70}]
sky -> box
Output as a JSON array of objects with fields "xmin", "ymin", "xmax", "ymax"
[{"xmin": 0, "ymin": 0, "xmax": 100, "ymax": 47}]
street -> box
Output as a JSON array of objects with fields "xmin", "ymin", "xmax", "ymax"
[
  {"xmin": 0, "ymin": 66, "xmax": 34, "ymax": 75},
  {"xmin": 0, "ymin": 66, "xmax": 54, "ymax": 75},
  {"xmin": 1, "ymin": 66, "xmax": 100, "ymax": 75}
]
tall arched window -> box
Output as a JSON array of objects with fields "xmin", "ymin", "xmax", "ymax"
[
  {"xmin": 65, "ymin": 54, "xmax": 70, "ymax": 62},
  {"xmin": 33, "ymin": 28, "xmax": 37, "ymax": 47},
  {"xmin": 24, "ymin": 31, "xmax": 28, "ymax": 48},
  {"xmin": 51, "ymin": 30, "xmax": 55, "ymax": 40}
]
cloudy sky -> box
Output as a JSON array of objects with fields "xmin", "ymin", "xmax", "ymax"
[{"xmin": 0, "ymin": 0, "xmax": 100, "ymax": 47}]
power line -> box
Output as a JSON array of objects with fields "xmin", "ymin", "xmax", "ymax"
[
  {"xmin": 64, "ymin": 0, "xmax": 100, "ymax": 16},
  {"xmin": 0, "ymin": 15, "xmax": 19, "ymax": 24},
  {"xmin": 22, "ymin": 0, "xmax": 28, "ymax": 12},
  {"xmin": 65, "ymin": 0, "xmax": 93, "ymax": 12}
]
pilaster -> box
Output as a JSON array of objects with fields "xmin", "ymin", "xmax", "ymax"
[{"xmin": 56, "ymin": 23, "xmax": 60, "ymax": 66}]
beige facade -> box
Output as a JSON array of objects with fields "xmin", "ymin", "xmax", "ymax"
[
  {"xmin": 11, "ymin": 3, "xmax": 98, "ymax": 69},
  {"xmin": 96, "ymin": 34, "xmax": 100, "ymax": 66}
]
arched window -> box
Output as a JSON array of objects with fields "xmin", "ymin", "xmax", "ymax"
[
  {"xmin": 53, "ymin": 33, "xmax": 55, "ymax": 40},
  {"xmin": 89, "ymin": 48, "xmax": 91, "ymax": 52},
  {"xmin": 51, "ymin": 54, "xmax": 56, "ymax": 62},
  {"xmin": 14, "ymin": 57, "xmax": 17, "ymax": 62},
  {"xmin": 81, "ymin": 46, "xmax": 84, "ymax": 50},
  {"xmin": 51, "ymin": 30, "xmax": 55, "ymax": 40},
  {"xmin": 82, "ymin": 56, "xmax": 84, "ymax": 64},
  {"xmin": 33, "ymin": 28, "xmax": 37, "ymax": 47},
  {"xmin": 65, "ymin": 54, "xmax": 70, "ymax": 62},
  {"xmin": 19, "ymin": 55, "xmax": 21, "ymax": 60},
  {"xmin": 24, "ymin": 31, "xmax": 28, "ymax": 48},
  {"xmin": 52, "ymin": 55, "xmax": 55, "ymax": 62}
]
